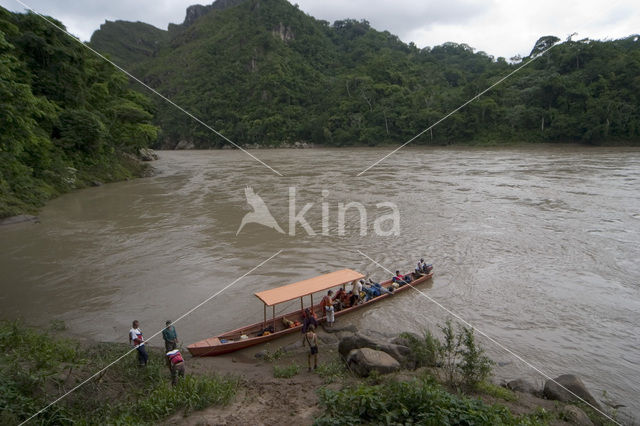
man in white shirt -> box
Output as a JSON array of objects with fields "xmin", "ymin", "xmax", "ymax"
[
  {"xmin": 129, "ymin": 320, "xmax": 148, "ymax": 366},
  {"xmin": 351, "ymin": 279, "xmax": 363, "ymax": 305}
]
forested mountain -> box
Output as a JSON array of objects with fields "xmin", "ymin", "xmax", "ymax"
[
  {"xmin": 1, "ymin": 0, "xmax": 639, "ymax": 218},
  {"xmin": 90, "ymin": 0, "xmax": 640, "ymax": 148},
  {"xmin": 0, "ymin": 7, "xmax": 158, "ymax": 217}
]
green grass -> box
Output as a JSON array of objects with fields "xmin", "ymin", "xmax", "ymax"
[
  {"xmin": 314, "ymin": 358, "xmax": 349, "ymax": 383},
  {"xmin": 273, "ymin": 364, "xmax": 300, "ymax": 378},
  {"xmin": 262, "ymin": 346, "xmax": 285, "ymax": 362},
  {"xmin": 0, "ymin": 321, "xmax": 239, "ymax": 425},
  {"xmin": 476, "ymin": 381, "xmax": 518, "ymax": 402}
]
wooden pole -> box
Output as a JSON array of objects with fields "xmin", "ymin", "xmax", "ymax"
[
  {"xmin": 272, "ymin": 305, "xmax": 276, "ymax": 331},
  {"xmin": 300, "ymin": 297, "xmax": 303, "ymax": 312},
  {"xmin": 263, "ymin": 304, "xmax": 267, "ymax": 328}
]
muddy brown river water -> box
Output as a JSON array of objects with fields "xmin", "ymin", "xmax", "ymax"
[{"xmin": 1, "ymin": 146, "xmax": 639, "ymax": 418}]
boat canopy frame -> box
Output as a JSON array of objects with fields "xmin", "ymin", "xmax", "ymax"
[
  {"xmin": 254, "ymin": 269, "xmax": 364, "ymax": 306},
  {"xmin": 254, "ymin": 269, "xmax": 365, "ymax": 330}
]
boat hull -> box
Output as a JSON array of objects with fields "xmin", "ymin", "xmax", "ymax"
[{"xmin": 187, "ymin": 271, "xmax": 433, "ymax": 357}]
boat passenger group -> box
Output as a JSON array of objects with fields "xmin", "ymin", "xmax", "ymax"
[
  {"xmin": 298, "ymin": 258, "xmax": 433, "ymax": 371},
  {"xmin": 322, "ymin": 258, "xmax": 433, "ymax": 327}
]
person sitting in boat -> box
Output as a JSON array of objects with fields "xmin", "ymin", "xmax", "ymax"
[
  {"xmin": 333, "ymin": 288, "xmax": 350, "ymax": 310},
  {"xmin": 362, "ymin": 283, "xmax": 376, "ymax": 301},
  {"xmin": 392, "ymin": 270, "xmax": 408, "ymax": 286},
  {"xmin": 350, "ymin": 279, "xmax": 363, "ymax": 306},
  {"xmin": 301, "ymin": 308, "xmax": 317, "ymax": 334},
  {"xmin": 373, "ymin": 281, "xmax": 393, "ymax": 295},
  {"xmin": 417, "ymin": 259, "xmax": 426, "ymax": 274},
  {"xmin": 418, "ymin": 258, "xmax": 433, "ymax": 273}
]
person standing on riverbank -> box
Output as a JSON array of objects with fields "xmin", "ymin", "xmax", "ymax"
[
  {"xmin": 162, "ymin": 320, "xmax": 178, "ymax": 352},
  {"xmin": 321, "ymin": 290, "xmax": 335, "ymax": 327},
  {"xmin": 129, "ymin": 320, "xmax": 148, "ymax": 366},
  {"xmin": 303, "ymin": 324, "xmax": 318, "ymax": 371},
  {"xmin": 302, "ymin": 308, "xmax": 317, "ymax": 333}
]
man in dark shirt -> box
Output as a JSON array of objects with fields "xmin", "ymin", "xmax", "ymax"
[{"xmin": 162, "ymin": 320, "xmax": 178, "ymax": 352}]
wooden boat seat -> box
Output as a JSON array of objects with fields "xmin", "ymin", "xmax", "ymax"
[{"xmin": 206, "ymin": 337, "xmax": 221, "ymax": 346}]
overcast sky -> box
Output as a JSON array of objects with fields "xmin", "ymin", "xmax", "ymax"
[{"xmin": 1, "ymin": 0, "xmax": 638, "ymax": 58}]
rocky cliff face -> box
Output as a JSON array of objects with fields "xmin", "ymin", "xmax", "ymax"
[{"xmin": 182, "ymin": 0, "xmax": 247, "ymax": 27}]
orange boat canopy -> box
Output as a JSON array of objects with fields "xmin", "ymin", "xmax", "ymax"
[{"xmin": 254, "ymin": 269, "xmax": 365, "ymax": 306}]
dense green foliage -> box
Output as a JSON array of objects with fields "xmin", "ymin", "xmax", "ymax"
[
  {"xmin": 0, "ymin": 321, "xmax": 239, "ymax": 425},
  {"xmin": 90, "ymin": 0, "xmax": 640, "ymax": 148},
  {"xmin": 0, "ymin": 7, "xmax": 158, "ymax": 218},
  {"xmin": 315, "ymin": 375, "xmax": 547, "ymax": 425},
  {"xmin": 399, "ymin": 330, "xmax": 442, "ymax": 368}
]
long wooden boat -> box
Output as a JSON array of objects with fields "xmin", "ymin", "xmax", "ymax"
[{"xmin": 187, "ymin": 268, "xmax": 434, "ymax": 357}]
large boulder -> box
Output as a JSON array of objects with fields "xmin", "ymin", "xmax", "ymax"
[
  {"xmin": 338, "ymin": 334, "xmax": 379, "ymax": 359},
  {"xmin": 346, "ymin": 348, "xmax": 400, "ymax": 377},
  {"xmin": 561, "ymin": 405, "xmax": 594, "ymax": 426},
  {"xmin": 338, "ymin": 334, "xmax": 412, "ymax": 368},
  {"xmin": 0, "ymin": 215, "xmax": 39, "ymax": 226},
  {"xmin": 543, "ymin": 374, "xmax": 601, "ymax": 410},
  {"xmin": 380, "ymin": 344, "xmax": 414, "ymax": 369},
  {"xmin": 506, "ymin": 378, "xmax": 540, "ymax": 396},
  {"xmin": 175, "ymin": 140, "xmax": 195, "ymax": 150},
  {"xmin": 138, "ymin": 147, "xmax": 158, "ymax": 161}
]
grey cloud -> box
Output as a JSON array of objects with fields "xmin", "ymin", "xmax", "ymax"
[
  {"xmin": 296, "ymin": 0, "xmax": 489, "ymax": 39},
  {"xmin": 0, "ymin": 0, "xmax": 193, "ymax": 39},
  {"xmin": 1, "ymin": 0, "xmax": 637, "ymax": 58}
]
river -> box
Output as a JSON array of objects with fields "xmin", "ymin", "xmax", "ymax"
[{"xmin": 1, "ymin": 146, "xmax": 639, "ymax": 418}]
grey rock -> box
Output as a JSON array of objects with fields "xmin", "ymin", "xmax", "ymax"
[
  {"xmin": 338, "ymin": 334, "xmax": 381, "ymax": 359},
  {"xmin": 561, "ymin": 405, "xmax": 594, "ymax": 426},
  {"xmin": 346, "ymin": 348, "xmax": 400, "ymax": 377},
  {"xmin": 322, "ymin": 323, "xmax": 357, "ymax": 334},
  {"xmin": 138, "ymin": 147, "xmax": 158, "ymax": 161},
  {"xmin": 543, "ymin": 374, "xmax": 601, "ymax": 410},
  {"xmin": 254, "ymin": 350, "xmax": 267, "ymax": 359},
  {"xmin": 175, "ymin": 140, "xmax": 195, "ymax": 150},
  {"xmin": 0, "ymin": 215, "xmax": 39, "ymax": 226},
  {"xmin": 506, "ymin": 378, "xmax": 540, "ymax": 395},
  {"xmin": 380, "ymin": 343, "xmax": 414, "ymax": 369},
  {"xmin": 317, "ymin": 334, "xmax": 338, "ymax": 345},
  {"xmin": 338, "ymin": 333, "xmax": 413, "ymax": 368}
]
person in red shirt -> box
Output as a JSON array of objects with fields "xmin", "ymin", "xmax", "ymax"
[{"xmin": 166, "ymin": 349, "xmax": 185, "ymax": 385}]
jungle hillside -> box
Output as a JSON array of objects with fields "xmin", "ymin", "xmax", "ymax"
[
  {"xmin": 0, "ymin": 7, "xmax": 158, "ymax": 218},
  {"xmin": 89, "ymin": 0, "xmax": 640, "ymax": 149}
]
